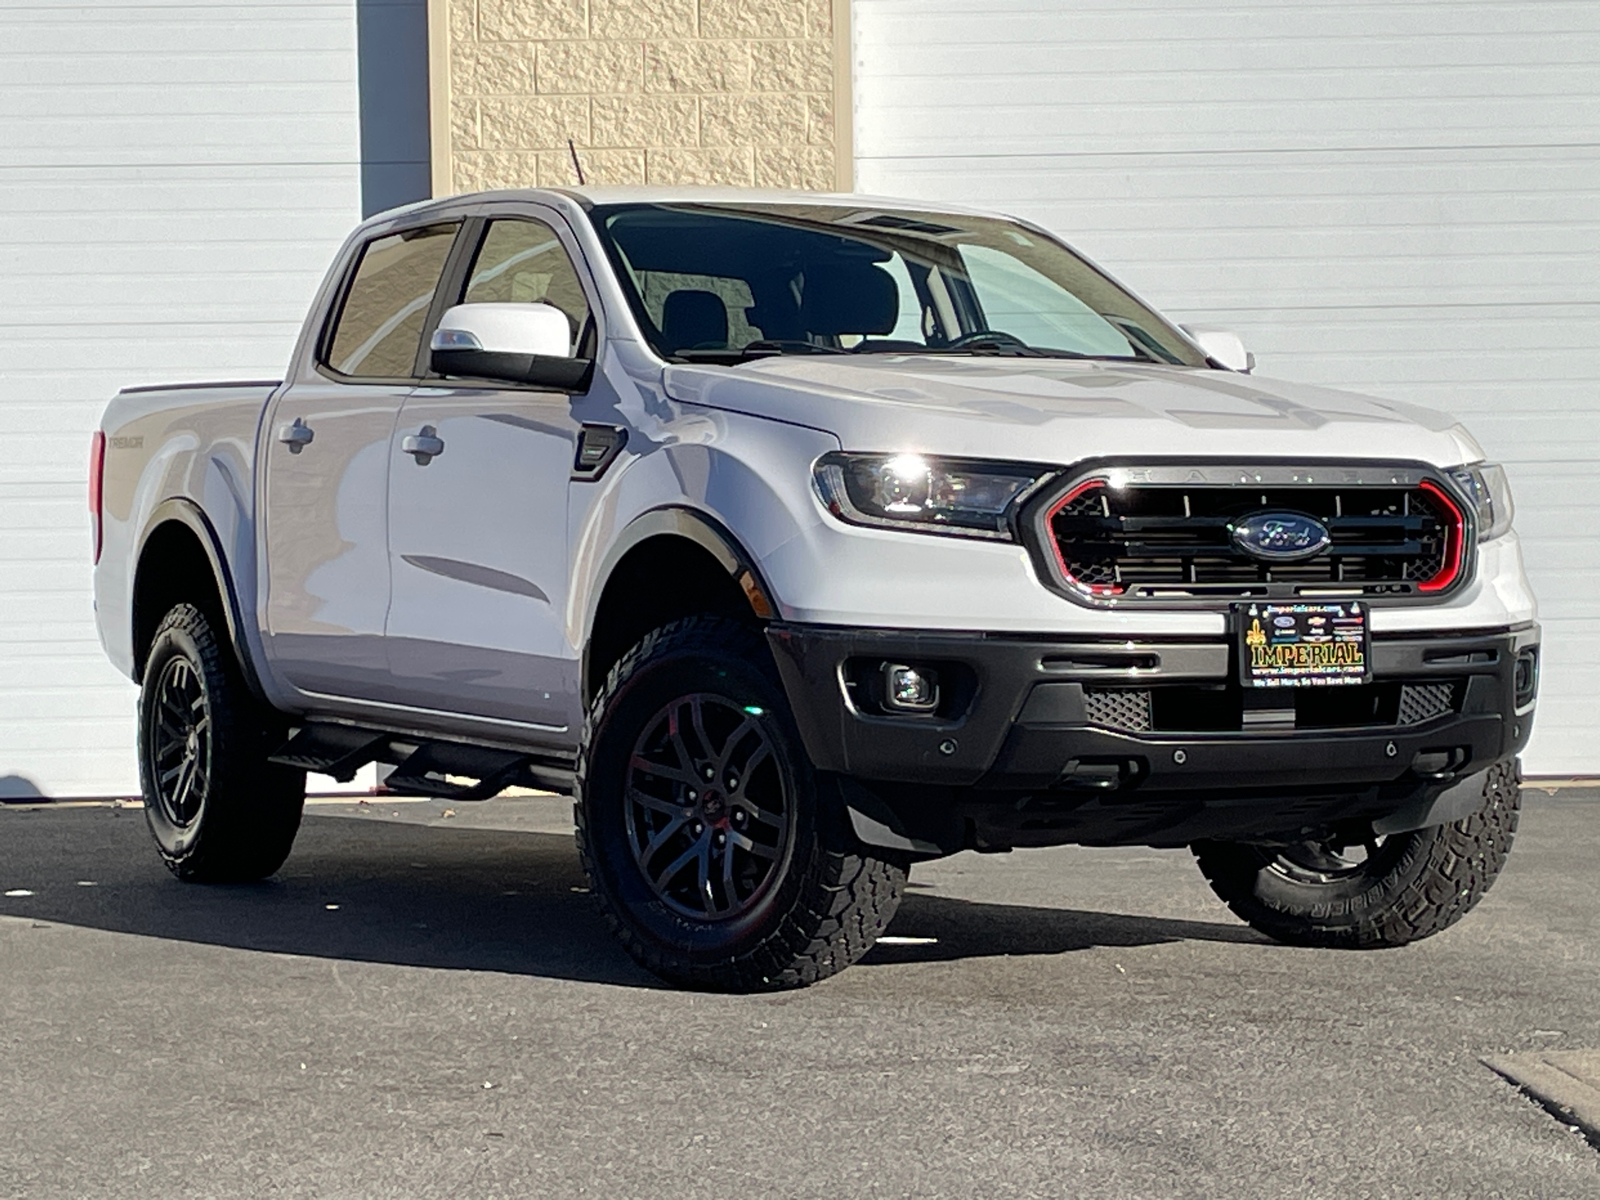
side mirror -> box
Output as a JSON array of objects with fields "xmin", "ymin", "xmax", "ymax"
[
  {"xmin": 1179, "ymin": 324, "xmax": 1254, "ymax": 374},
  {"xmin": 430, "ymin": 302, "xmax": 593, "ymax": 391}
]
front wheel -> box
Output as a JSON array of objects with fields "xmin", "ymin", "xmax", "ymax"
[
  {"xmin": 575, "ymin": 616, "xmax": 906, "ymax": 991},
  {"xmin": 1192, "ymin": 759, "xmax": 1521, "ymax": 948},
  {"xmin": 139, "ymin": 603, "xmax": 305, "ymax": 882}
]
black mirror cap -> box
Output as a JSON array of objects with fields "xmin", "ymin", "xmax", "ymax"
[{"xmin": 431, "ymin": 347, "xmax": 594, "ymax": 392}]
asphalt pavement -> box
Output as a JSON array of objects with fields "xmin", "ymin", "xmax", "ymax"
[{"xmin": 3, "ymin": 787, "xmax": 1598, "ymax": 1199}]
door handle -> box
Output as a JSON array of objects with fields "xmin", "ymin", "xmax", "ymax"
[
  {"xmin": 277, "ymin": 418, "xmax": 314, "ymax": 453},
  {"xmin": 402, "ymin": 425, "xmax": 445, "ymax": 465}
]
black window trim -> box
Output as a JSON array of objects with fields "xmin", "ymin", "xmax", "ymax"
[{"xmin": 411, "ymin": 215, "xmax": 486, "ymax": 379}]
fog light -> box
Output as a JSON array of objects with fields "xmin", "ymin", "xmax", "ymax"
[{"xmin": 882, "ymin": 663, "xmax": 940, "ymax": 713}]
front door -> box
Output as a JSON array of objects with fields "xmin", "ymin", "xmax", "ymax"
[
  {"xmin": 261, "ymin": 220, "xmax": 460, "ymax": 700},
  {"xmin": 383, "ymin": 215, "xmax": 591, "ymax": 730},
  {"xmin": 385, "ymin": 384, "xmax": 579, "ymax": 728}
]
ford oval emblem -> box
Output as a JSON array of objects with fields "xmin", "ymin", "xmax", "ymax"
[{"xmin": 1231, "ymin": 512, "xmax": 1331, "ymax": 562}]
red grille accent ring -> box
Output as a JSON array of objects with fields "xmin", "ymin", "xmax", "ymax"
[
  {"xmin": 1415, "ymin": 479, "xmax": 1466, "ymax": 593},
  {"xmin": 1036, "ymin": 468, "xmax": 1471, "ymax": 604},
  {"xmin": 1043, "ymin": 478, "xmax": 1123, "ymax": 596}
]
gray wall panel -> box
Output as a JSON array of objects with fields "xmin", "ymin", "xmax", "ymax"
[{"xmin": 0, "ymin": 4, "xmax": 399, "ymax": 795}]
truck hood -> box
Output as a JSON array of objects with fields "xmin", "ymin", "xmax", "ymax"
[{"xmin": 662, "ymin": 355, "xmax": 1484, "ymax": 467}]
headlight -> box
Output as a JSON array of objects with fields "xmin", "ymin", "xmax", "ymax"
[
  {"xmin": 1447, "ymin": 462, "xmax": 1515, "ymax": 542},
  {"xmin": 812, "ymin": 452, "xmax": 1052, "ymax": 540}
]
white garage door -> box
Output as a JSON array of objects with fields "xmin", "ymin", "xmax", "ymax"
[
  {"xmin": 855, "ymin": 0, "xmax": 1600, "ymax": 775},
  {"xmin": 0, "ymin": 1, "xmax": 366, "ymax": 797}
]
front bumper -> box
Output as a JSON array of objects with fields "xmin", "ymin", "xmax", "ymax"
[{"xmin": 766, "ymin": 621, "xmax": 1539, "ymax": 850}]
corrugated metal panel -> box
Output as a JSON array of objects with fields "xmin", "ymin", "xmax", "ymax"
[
  {"xmin": 855, "ymin": 0, "xmax": 1600, "ymax": 774},
  {"xmin": 0, "ymin": 2, "xmax": 364, "ymax": 797}
]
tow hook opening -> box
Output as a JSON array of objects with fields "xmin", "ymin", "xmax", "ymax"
[
  {"xmin": 1410, "ymin": 746, "xmax": 1469, "ymax": 780},
  {"xmin": 1514, "ymin": 647, "xmax": 1539, "ymax": 708},
  {"xmin": 1054, "ymin": 757, "xmax": 1144, "ymax": 792}
]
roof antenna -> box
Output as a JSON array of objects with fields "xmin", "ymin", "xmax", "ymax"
[{"xmin": 568, "ymin": 137, "xmax": 586, "ymax": 186}]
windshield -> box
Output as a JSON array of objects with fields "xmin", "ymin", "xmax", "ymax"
[{"xmin": 587, "ymin": 202, "xmax": 1206, "ymax": 367}]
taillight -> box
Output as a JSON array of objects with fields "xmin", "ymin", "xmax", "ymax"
[{"xmin": 89, "ymin": 430, "xmax": 106, "ymax": 565}]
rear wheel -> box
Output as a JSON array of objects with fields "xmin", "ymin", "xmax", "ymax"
[
  {"xmin": 1192, "ymin": 759, "xmax": 1521, "ymax": 948},
  {"xmin": 575, "ymin": 616, "xmax": 906, "ymax": 991},
  {"xmin": 139, "ymin": 603, "xmax": 305, "ymax": 882}
]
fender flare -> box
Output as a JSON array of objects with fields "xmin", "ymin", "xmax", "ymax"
[
  {"xmin": 133, "ymin": 498, "xmax": 269, "ymax": 703},
  {"xmin": 579, "ymin": 505, "xmax": 778, "ymax": 688}
]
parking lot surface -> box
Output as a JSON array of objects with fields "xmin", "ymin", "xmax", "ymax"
[{"xmin": 3, "ymin": 788, "xmax": 1598, "ymax": 1199}]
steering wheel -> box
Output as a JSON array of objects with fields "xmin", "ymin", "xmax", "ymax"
[{"xmin": 944, "ymin": 329, "xmax": 1028, "ymax": 350}]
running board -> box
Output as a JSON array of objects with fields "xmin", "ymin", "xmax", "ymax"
[
  {"xmin": 267, "ymin": 721, "xmax": 576, "ymax": 799},
  {"xmin": 270, "ymin": 725, "xmax": 388, "ymax": 781}
]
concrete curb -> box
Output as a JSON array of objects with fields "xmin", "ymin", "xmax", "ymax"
[{"xmin": 1483, "ymin": 1050, "xmax": 1600, "ymax": 1151}]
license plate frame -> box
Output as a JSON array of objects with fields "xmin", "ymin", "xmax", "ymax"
[{"xmin": 1236, "ymin": 601, "xmax": 1371, "ymax": 688}]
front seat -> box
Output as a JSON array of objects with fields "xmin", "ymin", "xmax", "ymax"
[
  {"xmin": 659, "ymin": 290, "xmax": 729, "ymax": 354},
  {"xmin": 800, "ymin": 263, "xmax": 899, "ymax": 341}
]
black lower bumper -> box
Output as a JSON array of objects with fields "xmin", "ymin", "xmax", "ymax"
[{"xmin": 766, "ymin": 621, "xmax": 1539, "ymax": 851}]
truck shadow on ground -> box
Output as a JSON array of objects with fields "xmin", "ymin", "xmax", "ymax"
[{"xmin": 1, "ymin": 808, "xmax": 1263, "ymax": 989}]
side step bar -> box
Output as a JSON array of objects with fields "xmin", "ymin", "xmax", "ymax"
[
  {"xmin": 383, "ymin": 743, "xmax": 530, "ymax": 802},
  {"xmin": 268, "ymin": 721, "xmax": 576, "ymax": 800}
]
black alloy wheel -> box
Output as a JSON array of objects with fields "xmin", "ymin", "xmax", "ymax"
[
  {"xmin": 1268, "ymin": 833, "xmax": 1396, "ymax": 885},
  {"xmin": 576, "ymin": 615, "xmax": 907, "ymax": 991},
  {"xmin": 624, "ymin": 693, "xmax": 796, "ymax": 922},
  {"xmin": 147, "ymin": 655, "xmax": 213, "ymax": 832}
]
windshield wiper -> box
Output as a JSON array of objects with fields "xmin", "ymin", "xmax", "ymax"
[
  {"xmin": 675, "ymin": 338, "xmax": 1146, "ymax": 365},
  {"xmin": 857, "ymin": 342, "xmax": 1091, "ymax": 359},
  {"xmin": 959, "ymin": 342, "xmax": 1085, "ymax": 359},
  {"xmin": 904, "ymin": 344, "xmax": 1157, "ymax": 363},
  {"xmin": 1098, "ymin": 316, "xmax": 1175, "ymax": 364},
  {"xmin": 674, "ymin": 339, "xmax": 850, "ymax": 364}
]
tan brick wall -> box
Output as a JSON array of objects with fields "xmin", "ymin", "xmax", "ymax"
[{"xmin": 434, "ymin": 0, "xmax": 849, "ymax": 194}]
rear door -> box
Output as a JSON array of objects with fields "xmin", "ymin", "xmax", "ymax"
[
  {"xmin": 261, "ymin": 220, "xmax": 460, "ymax": 700},
  {"xmin": 382, "ymin": 213, "xmax": 594, "ymax": 730}
]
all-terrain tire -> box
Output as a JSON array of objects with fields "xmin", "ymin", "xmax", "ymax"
[
  {"xmin": 139, "ymin": 603, "xmax": 306, "ymax": 882},
  {"xmin": 1192, "ymin": 759, "xmax": 1521, "ymax": 948},
  {"xmin": 574, "ymin": 615, "xmax": 906, "ymax": 991}
]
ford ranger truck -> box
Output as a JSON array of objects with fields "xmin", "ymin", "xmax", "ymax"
[{"xmin": 91, "ymin": 188, "xmax": 1539, "ymax": 990}]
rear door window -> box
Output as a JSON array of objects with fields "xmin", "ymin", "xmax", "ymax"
[{"xmin": 325, "ymin": 223, "xmax": 460, "ymax": 379}]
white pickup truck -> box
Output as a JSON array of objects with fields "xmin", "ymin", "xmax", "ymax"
[{"xmin": 93, "ymin": 187, "xmax": 1539, "ymax": 990}]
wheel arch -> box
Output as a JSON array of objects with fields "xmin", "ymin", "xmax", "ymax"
[
  {"xmin": 581, "ymin": 507, "xmax": 778, "ymax": 707},
  {"xmin": 131, "ymin": 499, "xmax": 266, "ymax": 700}
]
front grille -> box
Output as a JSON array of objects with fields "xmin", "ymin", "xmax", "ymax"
[
  {"xmin": 1077, "ymin": 680, "xmax": 1462, "ymax": 734},
  {"xmin": 1083, "ymin": 688, "xmax": 1152, "ymax": 732},
  {"xmin": 1040, "ymin": 472, "xmax": 1466, "ymax": 603},
  {"xmin": 1396, "ymin": 681, "xmax": 1457, "ymax": 726}
]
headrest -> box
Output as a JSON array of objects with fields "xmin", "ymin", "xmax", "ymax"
[
  {"xmin": 801, "ymin": 263, "xmax": 899, "ymax": 337},
  {"xmin": 660, "ymin": 290, "xmax": 729, "ymax": 353}
]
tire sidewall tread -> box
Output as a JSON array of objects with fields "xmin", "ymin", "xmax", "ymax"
[
  {"xmin": 1193, "ymin": 760, "xmax": 1522, "ymax": 949},
  {"xmin": 139, "ymin": 603, "xmax": 305, "ymax": 883}
]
